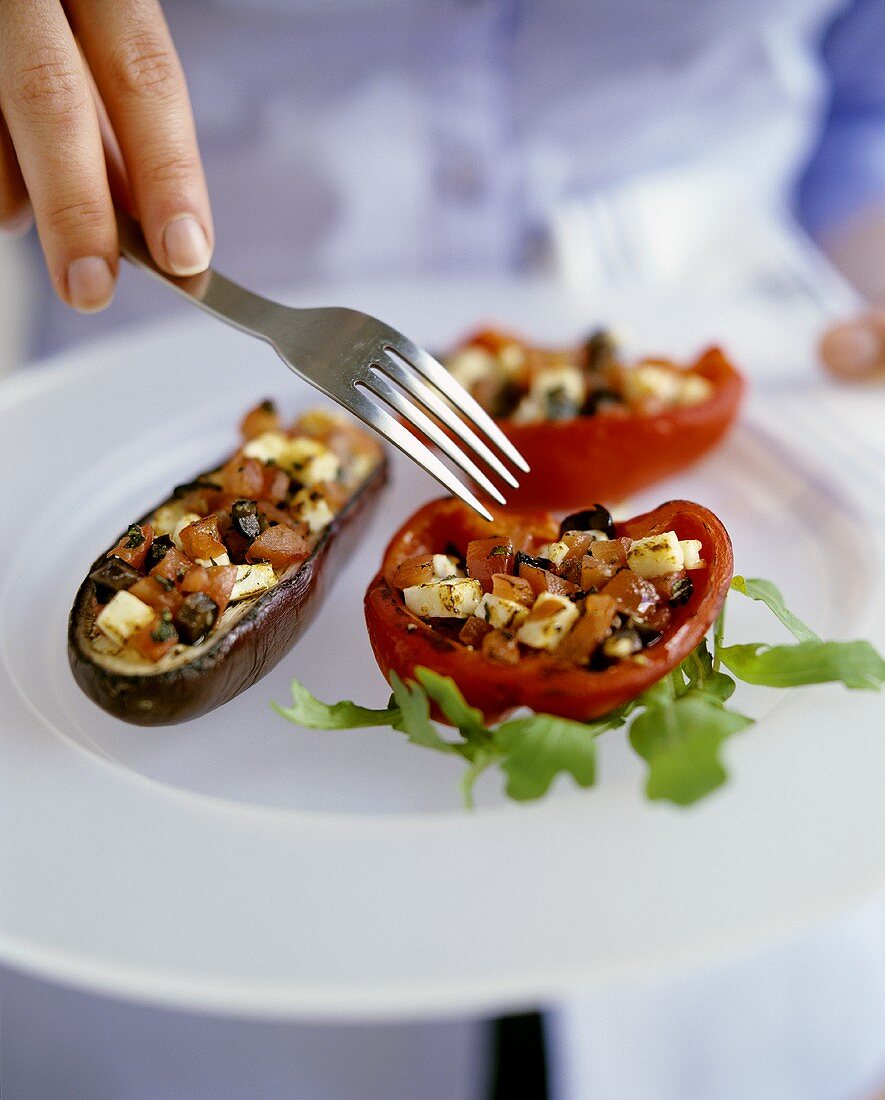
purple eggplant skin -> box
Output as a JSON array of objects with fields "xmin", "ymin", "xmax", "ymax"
[{"xmin": 67, "ymin": 457, "xmax": 388, "ymax": 726}]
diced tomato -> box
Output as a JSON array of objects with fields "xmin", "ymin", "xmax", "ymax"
[
  {"xmin": 555, "ymin": 594, "xmax": 618, "ymax": 664},
  {"xmin": 313, "ymin": 478, "xmax": 349, "ymax": 510},
  {"xmin": 466, "ymin": 537, "xmax": 515, "ymax": 591},
  {"xmin": 652, "ymin": 570, "xmax": 689, "ymax": 602},
  {"xmin": 393, "ymin": 554, "xmax": 436, "ymax": 589},
  {"xmin": 150, "ymin": 547, "xmax": 193, "ymax": 585},
  {"xmin": 481, "ymin": 628, "xmax": 521, "ymax": 665},
  {"xmin": 128, "ymin": 576, "xmax": 184, "ymax": 614},
  {"xmin": 247, "ymin": 524, "xmax": 309, "ymax": 569},
  {"xmin": 130, "ymin": 613, "xmax": 178, "ymax": 662},
  {"xmin": 181, "ymin": 566, "xmax": 211, "ymax": 594},
  {"xmin": 459, "ymin": 616, "xmax": 493, "ymax": 647},
  {"xmin": 259, "ymin": 503, "xmax": 305, "ymax": 531},
  {"xmin": 178, "ymin": 515, "xmax": 227, "ymax": 562},
  {"xmin": 491, "ymin": 573, "xmax": 535, "ymax": 607},
  {"xmin": 589, "ymin": 538, "xmax": 630, "ymax": 568},
  {"xmin": 220, "ymin": 454, "xmax": 265, "ymax": 498},
  {"xmin": 579, "ymin": 556, "xmax": 616, "ymax": 592},
  {"xmin": 108, "ymin": 523, "xmax": 154, "ymax": 570},
  {"xmin": 601, "ymin": 569, "xmax": 659, "ymax": 618},
  {"xmin": 518, "ymin": 561, "xmax": 578, "ymax": 597},
  {"xmin": 561, "ymin": 531, "xmax": 596, "ymax": 561},
  {"xmin": 204, "ymin": 564, "xmax": 237, "ymax": 616},
  {"xmin": 261, "ymin": 464, "xmax": 291, "ymax": 504},
  {"xmin": 240, "ymin": 400, "xmax": 281, "ymax": 441}
]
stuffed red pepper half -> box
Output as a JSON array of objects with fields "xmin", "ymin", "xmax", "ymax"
[
  {"xmin": 442, "ymin": 328, "xmax": 744, "ymax": 509},
  {"xmin": 365, "ymin": 498, "xmax": 733, "ymax": 723}
]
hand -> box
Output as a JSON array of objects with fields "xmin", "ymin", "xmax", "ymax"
[
  {"xmin": 819, "ymin": 306, "xmax": 885, "ymax": 381},
  {"xmin": 0, "ymin": 0, "xmax": 213, "ymax": 313}
]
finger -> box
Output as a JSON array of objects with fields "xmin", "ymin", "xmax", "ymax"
[
  {"xmin": 0, "ymin": 113, "xmax": 33, "ymax": 235},
  {"xmin": 70, "ymin": 0, "xmax": 213, "ymax": 276},
  {"xmin": 0, "ymin": 0, "xmax": 116, "ymax": 311},
  {"xmin": 819, "ymin": 319, "xmax": 885, "ymax": 381}
]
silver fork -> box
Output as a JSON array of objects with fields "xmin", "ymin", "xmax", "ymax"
[{"xmin": 116, "ymin": 212, "xmax": 527, "ymax": 520}]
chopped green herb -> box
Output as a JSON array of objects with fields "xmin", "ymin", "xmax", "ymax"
[
  {"xmin": 150, "ymin": 611, "xmax": 176, "ymax": 643},
  {"xmin": 489, "ymin": 545, "xmax": 510, "ymax": 557},
  {"xmin": 124, "ymin": 524, "xmax": 145, "ymax": 548}
]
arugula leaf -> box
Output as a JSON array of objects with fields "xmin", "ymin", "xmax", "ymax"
[
  {"xmin": 389, "ymin": 672, "xmax": 456, "ymax": 752},
  {"xmin": 629, "ymin": 695, "xmax": 752, "ymax": 805},
  {"xmin": 272, "ymin": 679, "xmax": 399, "ymax": 729},
  {"xmin": 681, "ymin": 639, "xmax": 736, "ymax": 702},
  {"xmin": 730, "ymin": 576, "xmax": 820, "ymax": 643},
  {"xmin": 494, "ymin": 713, "xmax": 600, "ymax": 800},
  {"xmin": 414, "ymin": 668, "xmax": 491, "ymax": 747},
  {"xmin": 719, "ymin": 639, "xmax": 885, "ymax": 690}
]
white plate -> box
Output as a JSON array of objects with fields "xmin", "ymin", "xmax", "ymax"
[{"xmin": 1, "ymin": 276, "xmax": 883, "ymax": 1020}]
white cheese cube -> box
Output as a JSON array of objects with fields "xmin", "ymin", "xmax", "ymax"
[
  {"xmin": 536, "ymin": 540, "xmax": 570, "ymax": 566},
  {"xmin": 676, "ymin": 373, "xmax": 713, "ymax": 406},
  {"xmin": 432, "ymin": 554, "xmax": 462, "ymax": 579},
  {"xmin": 447, "ymin": 346, "xmax": 498, "ymax": 388},
  {"xmin": 403, "ymin": 578, "xmax": 484, "ymax": 619},
  {"xmin": 171, "ymin": 512, "xmax": 202, "ymax": 551},
  {"xmin": 516, "ymin": 593, "xmax": 580, "ymax": 651},
  {"xmin": 290, "ymin": 488, "xmax": 334, "ymax": 534},
  {"xmin": 95, "ymin": 590, "xmax": 155, "ymax": 651},
  {"xmin": 474, "ymin": 593, "xmax": 529, "ymax": 631},
  {"xmin": 152, "ymin": 502, "xmax": 189, "ymax": 537},
  {"xmin": 679, "ymin": 539, "xmax": 705, "ymax": 570},
  {"xmin": 529, "ymin": 364, "xmax": 586, "ymax": 409},
  {"xmin": 622, "ymin": 364, "xmax": 682, "ymax": 406},
  {"xmin": 510, "ymin": 395, "xmax": 545, "ymax": 424},
  {"xmin": 230, "ymin": 563, "xmax": 277, "ymax": 602},
  {"xmin": 627, "ymin": 531, "xmax": 685, "ymax": 577},
  {"xmin": 284, "ymin": 439, "xmax": 341, "ymax": 487},
  {"xmin": 242, "ymin": 430, "xmax": 291, "ymax": 465}
]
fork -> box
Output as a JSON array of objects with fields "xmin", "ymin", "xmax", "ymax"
[{"xmin": 116, "ymin": 211, "xmax": 527, "ymax": 520}]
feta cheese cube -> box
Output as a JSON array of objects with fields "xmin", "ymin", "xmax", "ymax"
[
  {"xmin": 529, "ymin": 363, "xmax": 585, "ymax": 408},
  {"xmin": 679, "ymin": 539, "xmax": 705, "ymax": 569},
  {"xmin": 290, "ymin": 488, "xmax": 334, "ymax": 533},
  {"xmin": 676, "ymin": 374, "xmax": 713, "ymax": 406},
  {"xmin": 195, "ymin": 551, "xmax": 231, "ymax": 568},
  {"xmin": 242, "ymin": 430, "xmax": 292, "ymax": 465},
  {"xmin": 536, "ymin": 540, "xmax": 570, "ymax": 566},
  {"xmin": 627, "ymin": 530, "xmax": 685, "ymax": 577},
  {"xmin": 230, "ymin": 563, "xmax": 277, "ymax": 602},
  {"xmin": 95, "ymin": 590, "xmax": 155, "ymax": 651},
  {"xmin": 432, "ymin": 554, "xmax": 462, "ymax": 579},
  {"xmin": 152, "ymin": 501, "xmax": 189, "ymax": 537},
  {"xmin": 516, "ymin": 593, "xmax": 580, "ymax": 651},
  {"xmin": 447, "ymin": 346, "xmax": 498, "ymax": 389},
  {"xmin": 474, "ymin": 593, "xmax": 529, "ymax": 631},
  {"xmin": 403, "ymin": 578, "xmax": 484, "ymax": 619},
  {"xmin": 284, "ymin": 438, "xmax": 341, "ymax": 487},
  {"xmin": 622, "ymin": 364, "xmax": 682, "ymax": 406}
]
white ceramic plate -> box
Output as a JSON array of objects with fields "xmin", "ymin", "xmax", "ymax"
[{"xmin": 1, "ymin": 276, "xmax": 883, "ymax": 1020}]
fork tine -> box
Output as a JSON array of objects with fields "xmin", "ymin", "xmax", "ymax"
[
  {"xmin": 364, "ymin": 370, "xmax": 507, "ymax": 505},
  {"xmin": 382, "ymin": 338, "xmax": 531, "ymax": 473},
  {"xmin": 346, "ymin": 388, "xmax": 495, "ymax": 522},
  {"xmin": 376, "ymin": 348, "xmax": 520, "ymax": 489}
]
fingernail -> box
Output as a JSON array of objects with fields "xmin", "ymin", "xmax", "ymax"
[
  {"xmin": 0, "ymin": 203, "xmax": 34, "ymax": 238},
  {"xmin": 162, "ymin": 214, "xmax": 211, "ymax": 276},
  {"xmin": 67, "ymin": 256, "xmax": 115, "ymax": 313}
]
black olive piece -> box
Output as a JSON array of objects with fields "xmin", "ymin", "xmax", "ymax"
[
  {"xmin": 515, "ymin": 550, "xmax": 553, "ymax": 572},
  {"xmin": 583, "ymin": 388, "xmax": 625, "ymax": 416},
  {"xmin": 602, "ymin": 628, "xmax": 643, "ymax": 660},
  {"xmin": 231, "ymin": 499, "xmax": 263, "ymax": 541},
  {"xmin": 145, "ymin": 534, "xmax": 175, "ymax": 570},
  {"xmin": 442, "ymin": 541, "xmax": 465, "ymax": 566},
  {"xmin": 492, "ymin": 380, "xmax": 522, "ymax": 419},
  {"xmin": 558, "ymin": 505, "xmax": 615, "ymax": 539},
  {"xmin": 89, "ymin": 558, "xmax": 141, "ymax": 603},
  {"xmin": 669, "ymin": 576, "xmax": 694, "ymax": 606},
  {"xmin": 173, "ymin": 592, "xmax": 219, "ymax": 645},
  {"xmin": 583, "ymin": 328, "xmax": 619, "ymax": 371}
]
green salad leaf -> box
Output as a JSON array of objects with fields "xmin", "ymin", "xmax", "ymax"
[{"xmin": 274, "ymin": 575, "xmax": 883, "ymax": 809}]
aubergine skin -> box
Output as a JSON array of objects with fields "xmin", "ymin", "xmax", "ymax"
[{"xmin": 67, "ymin": 458, "xmax": 387, "ymax": 726}]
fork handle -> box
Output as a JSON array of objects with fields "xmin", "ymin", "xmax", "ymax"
[{"xmin": 116, "ymin": 209, "xmax": 282, "ymax": 343}]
